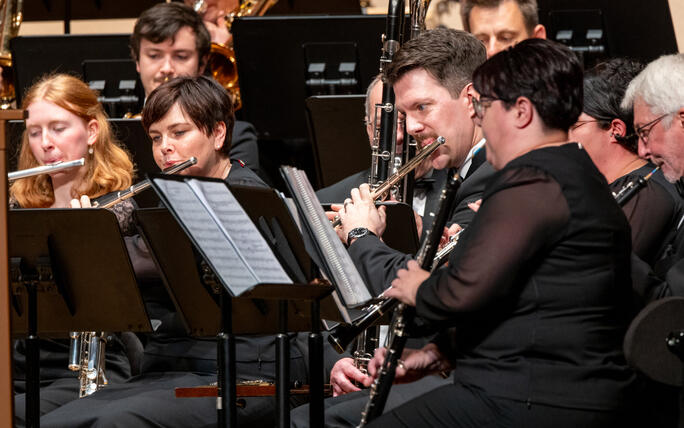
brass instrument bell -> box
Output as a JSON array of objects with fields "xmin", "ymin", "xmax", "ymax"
[{"xmin": 198, "ymin": 0, "xmax": 279, "ymax": 111}]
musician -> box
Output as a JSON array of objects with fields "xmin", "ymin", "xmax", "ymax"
[
  {"xmin": 365, "ymin": 38, "xmax": 635, "ymax": 428},
  {"xmin": 568, "ymin": 58, "xmax": 683, "ymax": 280},
  {"xmin": 316, "ymin": 75, "xmax": 441, "ymax": 237},
  {"xmin": 619, "ymin": 53, "xmax": 684, "ymax": 428},
  {"xmin": 9, "ymin": 74, "xmax": 136, "ymax": 427},
  {"xmin": 620, "ymin": 55, "xmax": 684, "ymax": 296},
  {"xmin": 130, "ymin": 2, "xmax": 260, "ymax": 173},
  {"xmin": 338, "ymin": 28, "xmax": 491, "ymax": 296},
  {"xmin": 39, "ymin": 76, "xmax": 332, "ymax": 428},
  {"xmin": 291, "ymin": 28, "xmax": 491, "ymax": 428},
  {"xmin": 460, "ymin": 0, "xmax": 546, "ymax": 57}
]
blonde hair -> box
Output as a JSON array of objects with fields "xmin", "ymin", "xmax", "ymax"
[{"xmin": 10, "ymin": 74, "xmax": 134, "ymax": 208}]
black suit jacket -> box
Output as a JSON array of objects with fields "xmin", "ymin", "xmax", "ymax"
[
  {"xmin": 349, "ymin": 155, "xmax": 495, "ymax": 296},
  {"xmin": 229, "ymin": 121, "xmax": 260, "ymax": 173}
]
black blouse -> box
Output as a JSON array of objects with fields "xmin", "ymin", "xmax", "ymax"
[{"xmin": 416, "ymin": 143, "xmax": 634, "ymax": 411}]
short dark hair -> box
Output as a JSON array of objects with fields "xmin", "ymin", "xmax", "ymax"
[
  {"xmin": 461, "ymin": 0, "xmax": 539, "ymax": 35},
  {"xmin": 473, "ymin": 38, "xmax": 583, "ymax": 132},
  {"xmin": 130, "ymin": 2, "xmax": 211, "ymax": 66},
  {"xmin": 384, "ymin": 28, "xmax": 487, "ymax": 98},
  {"xmin": 583, "ymin": 58, "xmax": 645, "ymax": 153},
  {"xmin": 142, "ymin": 76, "xmax": 235, "ymax": 155}
]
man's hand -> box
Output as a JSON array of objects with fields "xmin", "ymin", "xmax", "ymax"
[
  {"xmin": 366, "ymin": 343, "xmax": 450, "ymax": 386},
  {"xmin": 439, "ymin": 223, "xmax": 462, "ymax": 249},
  {"xmin": 335, "ymin": 184, "xmax": 387, "ymax": 245},
  {"xmin": 329, "ymin": 357, "xmax": 371, "ymax": 397},
  {"xmin": 69, "ymin": 195, "xmax": 92, "ymax": 208},
  {"xmin": 468, "ymin": 199, "xmax": 482, "ymax": 213},
  {"xmin": 384, "ymin": 260, "xmax": 429, "ymax": 306}
]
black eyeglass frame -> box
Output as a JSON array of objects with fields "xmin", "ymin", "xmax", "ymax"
[{"xmin": 626, "ymin": 113, "xmax": 670, "ymax": 143}]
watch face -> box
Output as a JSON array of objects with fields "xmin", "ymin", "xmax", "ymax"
[{"xmin": 350, "ymin": 227, "xmax": 368, "ymax": 238}]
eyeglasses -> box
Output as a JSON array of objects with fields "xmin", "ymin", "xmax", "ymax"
[
  {"xmin": 473, "ymin": 96, "xmax": 501, "ymax": 119},
  {"xmin": 632, "ymin": 113, "xmax": 669, "ymax": 143}
]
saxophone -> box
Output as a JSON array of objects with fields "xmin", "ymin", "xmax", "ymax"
[{"xmin": 194, "ymin": 0, "xmax": 279, "ymax": 110}]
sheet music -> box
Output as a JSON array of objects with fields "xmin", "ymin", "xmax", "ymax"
[
  {"xmin": 152, "ymin": 178, "xmax": 289, "ymax": 296},
  {"xmin": 188, "ymin": 180, "xmax": 292, "ymax": 284},
  {"xmin": 281, "ymin": 167, "xmax": 371, "ymax": 307}
]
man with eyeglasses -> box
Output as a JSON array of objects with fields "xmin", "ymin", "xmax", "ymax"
[
  {"xmin": 567, "ymin": 58, "xmax": 683, "ymax": 303},
  {"xmin": 619, "ymin": 54, "xmax": 684, "ymax": 301}
]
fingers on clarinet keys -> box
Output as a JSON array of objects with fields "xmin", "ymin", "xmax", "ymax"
[{"xmin": 397, "ymin": 359, "xmax": 406, "ymax": 370}]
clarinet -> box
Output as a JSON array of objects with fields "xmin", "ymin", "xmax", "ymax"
[
  {"xmin": 357, "ymin": 168, "xmax": 462, "ymax": 427},
  {"xmin": 614, "ymin": 166, "xmax": 659, "ymax": 206}
]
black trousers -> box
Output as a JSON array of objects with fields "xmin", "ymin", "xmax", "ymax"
[
  {"xmin": 365, "ymin": 382, "xmax": 630, "ymax": 428},
  {"xmin": 14, "ymin": 378, "xmax": 80, "ymax": 428},
  {"xmin": 290, "ymin": 375, "xmax": 450, "ymax": 428},
  {"xmin": 36, "ymin": 371, "xmax": 315, "ymax": 428}
]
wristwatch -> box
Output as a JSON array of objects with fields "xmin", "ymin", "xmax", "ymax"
[{"xmin": 347, "ymin": 227, "xmax": 376, "ymax": 245}]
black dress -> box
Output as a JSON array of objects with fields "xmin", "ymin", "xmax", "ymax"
[{"xmin": 368, "ymin": 143, "xmax": 635, "ymax": 427}]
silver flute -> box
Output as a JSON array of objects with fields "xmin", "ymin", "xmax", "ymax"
[
  {"xmin": 92, "ymin": 157, "xmax": 197, "ymax": 208},
  {"xmin": 8, "ymin": 158, "xmax": 84, "ymax": 182}
]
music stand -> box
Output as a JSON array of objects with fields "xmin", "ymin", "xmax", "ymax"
[
  {"xmin": 537, "ymin": 0, "xmax": 678, "ymax": 68},
  {"xmin": 10, "ymin": 34, "xmax": 141, "ymax": 111},
  {"xmin": 142, "ymin": 176, "xmax": 333, "ymax": 428},
  {"xmin": 305, "ymin": 95, "xmax": 371, "ymax": 189},
  {"xmin": 233, "ymin": 15, "xmax": 388, "ymax": 142},
  {"xmin": 8, "ymin": 208, "xmax": 151, "ymax": 427},
  {"xmin": 268, "ymin": 0, "xmax": 361, "ymax": 14}
]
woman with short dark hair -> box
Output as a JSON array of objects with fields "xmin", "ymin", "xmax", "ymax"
[{"xmin": 369, "ymin": 39, "xmax": 635, "ymax": 428}]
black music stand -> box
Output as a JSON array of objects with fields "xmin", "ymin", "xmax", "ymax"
[
  {"xmin": 624, "ymin": 297, "xmax": 684, "ymax": 425},
  {"xmin": 305, "ymin": 95, "xmax": 371, "ymax": 189},
  {"xmin": 141, "ymin": 176, "xmax": 334, "ymax": 428},
  {"xmin": 8, "ymin": 209, "xmax": 151, "ymax": 428},
  {"xmin": 10, "ymin": 34, "xmax": 141, "ymax": 114}
]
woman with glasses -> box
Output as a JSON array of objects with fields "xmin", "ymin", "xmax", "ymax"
[
  {"xmin": 365, "ymin": 39, "xmax": 636, "ymax": 428},
  {"xmin": 568, "ymin": 58, "xmax": 683, "ymax": 277}
]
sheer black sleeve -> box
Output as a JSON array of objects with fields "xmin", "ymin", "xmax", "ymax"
[{"xmin": 416, "ymin": 166, "xmax": 570, "ymax": 323}]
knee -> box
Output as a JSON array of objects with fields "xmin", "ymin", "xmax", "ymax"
[{"xmin": 290, "ymin": 403, "xmax": 310, "ymax": 428}]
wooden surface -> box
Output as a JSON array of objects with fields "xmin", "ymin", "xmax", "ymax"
[
  {"xmin": 0, "ymin": 109, "xmax": 26, "ymax": 428},
  {"xmin": 175, "ymin": 383, "xmax": 332, "ymax": 398}
]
